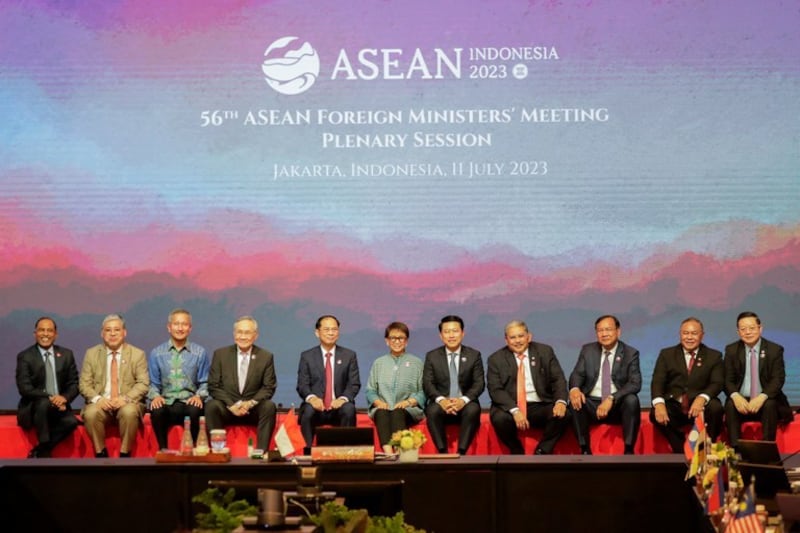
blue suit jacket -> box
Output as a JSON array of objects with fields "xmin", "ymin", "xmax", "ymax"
[
  {"xmin": 569, "ymin": 340, "xmax": 641, "ymax": 400},
  {"xmin": 296, "ymin": 346, "xmax": 360, "ymax": 403}
]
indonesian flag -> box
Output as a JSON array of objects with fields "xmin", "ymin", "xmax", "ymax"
[{"xmin": 275, "ymin": 408, "xmax": 305, "ymax": 457}]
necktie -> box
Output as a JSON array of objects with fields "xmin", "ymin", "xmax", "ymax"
[
  {"xmin": 448, "ymin": 353, "xmax": 459, "ymax": 398},
  {"xmin": 681, "ymin": 351, "xmax": 696, "ymax": 414},
  {"xmin": 516, "ymin": 353, "xmax": 527, "ymax": 418},
  {"xmin": 44, "ymin": 351, "xmax": 56, "ymax": 396},
  {"xmin": 750, "ymin": 348, "xmax": 760, "ymax": 397},
  {"xmin": 601, "ymin": 351, "xmax": 611, "ymax": 398},
  {"xmin": 110, "ymin": 351, "xmax": 119, "ymax": 400},
  {"xmin": 324, "ymin": 352, "xmax": 333, "ymax": 409},
  {"xmin": 238, "ymin": 354, "xmax": 248, "ymax": 393}
]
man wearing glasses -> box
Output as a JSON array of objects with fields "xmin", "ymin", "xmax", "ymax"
[
  {"xmin": 723, "ymin": 311, "xmax": 792, "ymax": 448},
  {"xmin": 206, "ymin": 316, "xmax": 277, "ymax": 452},
  {"xmin": 296, "ymin": 315, "xmax": 361, "ymax": 453},
  {"xmin": 568, "ymin": 315, "xmax": 642, "ymax": 455}
]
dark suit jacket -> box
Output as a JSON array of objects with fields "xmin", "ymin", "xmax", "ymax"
[
  {"xmin": 208, "ymin": 345, "xmax": 276, "ymax": 406},
  {"xmin": 422, "ymin": 345, "xmax": 484, "ymax": 405},
  {"xmin": 569, "ymin": 340, "xmax": 641, "ymax": 399},
  {"xmin": 296, "ymin": 345, "xmax": 360, "ymax": 403},
  {"xmin": 651, "ymin": 343, "xmax": 723, "ymax": 403},
  {"xmin": 723, "ymin": 337, "xmax": 792, "ymax": 421},
  {"xmin": 487, "ymin": 342, "xmax": 567, "ymax": 412},
  {"xmin": 16, "ymin": 344, "xmax": 79, "ymax": 428}
]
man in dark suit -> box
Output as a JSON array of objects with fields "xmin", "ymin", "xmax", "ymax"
[
  {"xmin": 206, "ymin": 316, "xmax": 277, "ymax": 451},
  {"xmin": 488, "ymin": 320, "xmax": 569, "ymax": 455},
  {"xmin": 650, "ymin": 317, "xmax": 724, "ymax": 452},
  {"xmin": 15, "ymin": 317, "xmax": 80, "ymax": 458},
  {"xmin": 724, "ymin": 311, "xmax": 793, "ymax": 448},
  {"xmin": 422, "ymin": 315, "xmax": 485, "ymax": 455},
  {"xmin": 569, "ymin": 315, "xmax": 641, "ymax": 455},
  {"xmin": 296, "ymin": 315, "xmax": 361, "ymax": 452}
]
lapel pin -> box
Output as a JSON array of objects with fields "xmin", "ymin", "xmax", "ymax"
[
  {"xmin": 615, "ymin": 357, "xmax": 621, "ymax": 362},
  {"xmin": 405, "ymin": 361, "xmax": 411, "ymax": 368},
  {"xmin": 56, "ymin": 352, "xmax": 62, "ymax": 358}
]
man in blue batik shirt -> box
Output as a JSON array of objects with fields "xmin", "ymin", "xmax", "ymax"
[{"xmin": 148, "ymin": 308, "xmax": 210, "ymax": 450}]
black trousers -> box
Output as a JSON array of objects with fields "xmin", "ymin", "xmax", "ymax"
[
  {"xmin": 372, "ymin": 408, "xmax": 415, "ymax": 446},
  {"xmin": 490, "ymin": 402, "xmax": 570, "ymax": 454},
  {"xmin": 205, "ymin": 399, "xmax": 277, "ymax": 450},
  {"xmin": 298, "ymin": 401, "xmax": 357, "ymax": 447},
  {"xmin": 649, "ymin": 398, "xmax": 724, "ymax": 453},
  {"xmin": 724, "ymin": 396, "xmax": 780, "ymax": 447},
  {"xmin": 149, "ymin": 401, "xmax": 204, "ymax": 450},
  {"xmin": 27, "ymin": 397, "xmax": 79, "ymax": 451},
  {"xmin": 570, "ymin": 394, "xmax": 641, "ymax": 449},
  {"xmin": 425, "ymin": 401, "xmax": 482, "ymax": 454}
]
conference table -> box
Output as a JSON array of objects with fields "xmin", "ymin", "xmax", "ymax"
[{"xmin": 0, "ymin": 454, "xmax": 711, "ymax": 533}]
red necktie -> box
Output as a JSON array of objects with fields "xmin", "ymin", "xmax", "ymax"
[
  {"xmin": 324, "ymin": 352, "xmax": 333, "ymax": 409},
  {"xmin": 110, "ymin": 351, "xmax": 119, "ymax": 400},
  {"xmin": 687, "ymin": 351, "xmax": 696, "ymax": 373},
  {"xmin": 516, "ymin": 353, "xmax": 527, "ymax": 418}
]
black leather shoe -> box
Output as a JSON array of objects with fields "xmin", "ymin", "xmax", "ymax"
[
  {"xmin": 580, "ymin": 446, "xmax": 592, "ymax": 455},
  {"xmin": 27, "ymin": 447, "xmax": 39, "ymax": 459},
  {"xmin": 95, "ymin": 448, "xmax": 109, "ymax": 458},
  {"xmin": 624, "ymin": 446, "xmax": 634, "ymax": 455},
  {"xmin": 119, "ymin": 451, "xmax": 131, "ymax": 458},
  {"xmin": 534, "ymin": 448, "xmax": 547, "ymax": 455}
]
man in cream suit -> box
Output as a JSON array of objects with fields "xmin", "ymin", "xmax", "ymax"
[
  {"xmin": 206, "ymin": 316, "xmax": 277, "ymax": 451},
  {"xmin": 79, "ymin": 314, "xmax": 149, "ymax": 458}
]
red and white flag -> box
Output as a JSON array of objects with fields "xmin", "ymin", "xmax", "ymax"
[{"xmin": 274, "ymin": 408, "xmax": 305, "ymax": 457}]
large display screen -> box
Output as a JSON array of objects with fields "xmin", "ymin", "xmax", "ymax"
[{"xmin": 1, "ymin": 0, "xmax": 798, "ymax": 408}]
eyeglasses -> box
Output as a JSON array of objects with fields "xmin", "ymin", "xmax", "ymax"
[{"xmin": 388, "ymin": 336, "xmax": 407, "ymax": 342}]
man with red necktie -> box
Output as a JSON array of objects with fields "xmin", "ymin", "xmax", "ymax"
[
  {"xmin": 79, "ymin": 314, "xmax": 149, "ymax": 458},
  {"xmin": 723, "ymin": 311, "xmax": 793, "ymax": 449},
  {"xmin": 296, "ymin": 315, "xmax": 361, "ymax": 453},
  {"xmin": 650, "ymin": 317, "xmax": 724, "ymax": 452},
  {"xmin": 487, "ymin": 320, "xmax": 570, "ymax": 455}
]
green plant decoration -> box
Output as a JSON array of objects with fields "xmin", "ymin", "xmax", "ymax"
[{"xmin": 192, "ymin": 487, "xmax": 258, "ymax": 533}]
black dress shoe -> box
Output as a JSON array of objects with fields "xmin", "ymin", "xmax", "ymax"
[
  {"xmin": 119, "ymin": 451, "xmax": 131, "ymax": 458},
  {"xmin": 580, "ymin": 446, "xmax": 592, "ymax": 455},
  {"xmin": 624, "ymin": 446, "xmax": 635, "ymax": 455},
  {"xmin": 95, "ymin": 448, "xmax": 109, "ymax": 458},
  {"xmin": 27, "ymin": 447, "xmax": 39, "ymax": 459},
  {"xmin": 534, "ymin": 448, "xmax": 548, "ymax": 455}
]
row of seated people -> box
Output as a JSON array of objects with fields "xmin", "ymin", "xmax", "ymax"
[
  {"xmin": 2, "ymin": 410, "xmax": 797, "ymax": 458},
  {"xmin": 15, "ymin": 309, "xmax": 791, "ymax": 458}
]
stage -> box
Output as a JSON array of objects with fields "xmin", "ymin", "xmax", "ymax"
[{"xmin": 0, "ymin": 454, "xmax": 710, "ymax": 533}]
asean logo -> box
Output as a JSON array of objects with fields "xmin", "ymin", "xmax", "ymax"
[{"xmin": 262, "ymin": 36, "xmax": 320, "ymax": 95}]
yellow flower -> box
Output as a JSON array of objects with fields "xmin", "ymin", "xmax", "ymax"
[{"xmin": 389, "ymin": 428, "xmax": 427, "ymax": 450}]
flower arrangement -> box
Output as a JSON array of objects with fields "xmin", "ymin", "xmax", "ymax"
[{"xmin": 388, "ymin": 428, "xmax": 426, "ymax": 451}]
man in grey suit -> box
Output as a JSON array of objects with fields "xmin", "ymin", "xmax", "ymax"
[
  {"xmin": 206, "ymin": 316, "xmax": 277, "ymax": 451},
  {"xmin": 724, "ymin": 311, "xmax": 793, "ymax": 448},
  {"xmin": 296, "ymin": 315, "xmax": 361, "ymax": 452},
  {"xmin": 79, "ymin": 314, "xmax": 149, "ymax": 458},
  {"xmin": 488, "ymin": 320, "xmax": 569, "ymax": 455},
  {"xmin": 569, "ymin": 315, "xmax": 641, "ymax": 455},
  {"xmin": 423, "ymin": 315, "xmax": 484, "ymax": 455},
  {"xmin": 16, "ymin": 317, "xmax": 80, "ymax": 458}
]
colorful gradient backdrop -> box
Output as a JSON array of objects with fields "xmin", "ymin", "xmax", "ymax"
[{"xmin": 1, "ymin": 0, "xmax": 798, "ymax": 408}]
